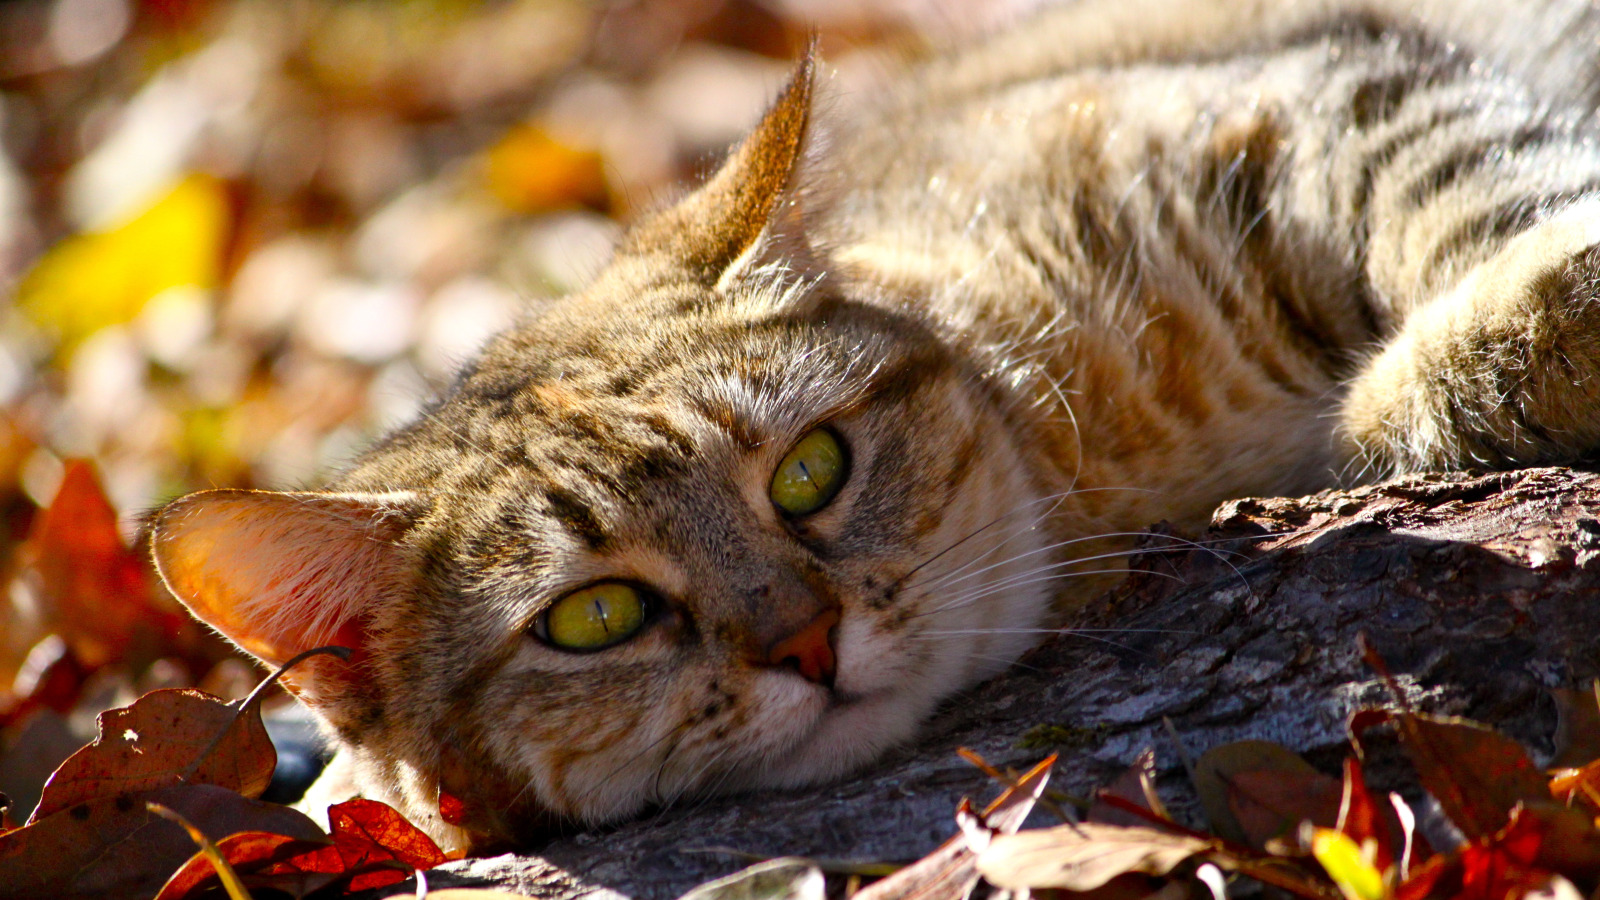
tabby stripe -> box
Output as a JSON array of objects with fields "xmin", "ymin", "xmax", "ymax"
[
  {"xmin": 1347, "ymin": 104, "xmax": 1478, "ymax": 232},
  {"xmin": 544, "ymin": 487, "xmax": 609, "ymax": 550},
  {"xmin": 1419, "ymin": 195, "xmax": 1548, "ymax": 278},
  {"xmin": 1349, "ymin": 66, "xmax": 1436, "ymax": 131},
  {"xmin": 1401, "ymin": 123, "xmax": 1560, "ymax": 209}
]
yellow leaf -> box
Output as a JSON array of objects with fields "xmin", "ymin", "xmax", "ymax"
[
  {"xmin": 1311, "ymin": 827, "xmax": 1387, "ymax": 900},
  {"xmin": 19, "ymin": 173, "xmax": 227, "ymax": 350},
  {"xmin": 483, "ymin": 124, "xmax": 606, "ymax": 213}
]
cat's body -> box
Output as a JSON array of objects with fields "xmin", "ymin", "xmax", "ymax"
[{"xmin": 152, "ymin": 0, "xmax": 1600, "ymax": 852}]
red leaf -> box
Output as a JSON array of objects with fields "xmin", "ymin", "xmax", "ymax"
[
  {"xmin": 1353, "ymin": 709, "xmax": 1547, "ymax": 840},
  {"xmin": 154, "ymin": 831, "xmax": 332, "ymax": 900},
  {"xmin": 1395, "ymin": 805, "xmax": 1600, "ymax": 900},
  {"xmin": 22, "ymin": 460, "xmax": 181, "ymax": 670},
  {"xmin": 31, "ymin": 687, "xmax": 275, "ymax": 822},
  {"xmin": 1337, "ymin": 757, "xmax": 1394, "ymax": 874},
  {"xmin": 262, "ymin": 798, "xmax": 447, "ymax": 891},
  {"xmin": 0, "ymin": 637, "xmax": 87, "ymax": 730}
]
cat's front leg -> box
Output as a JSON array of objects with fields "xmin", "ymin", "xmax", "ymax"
[{"xmin": 1342, "ymin": 200, "xmax": 1600, "ymax": 474}]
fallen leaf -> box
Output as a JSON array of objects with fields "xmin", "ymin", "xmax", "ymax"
[
  {"xmin": 1394, "ymin": 804, "xmax": 1600, "ymax": 900},
  {"xmin": 1310, "ymin": 828, "xmax": 1385, "ymax": 900},
  {"xmin": 483, "ymin": 124, "xmax": 608, "ymax": 214},
  {"xmin": 1335, "ymin": 757, "xmax": 1394, "ymax": 876},
  {"xmin": 0, "ymin": 782, "xmax": 323, "ymax": 900},
  {"xmin": 1091, "ymin": 748, "xmax": 1170, "ymax": 827},
  {"xmin": 1353, "ymin": 710, "xmax": 1547, "ymax": 840},
  {"xmin": 30, "ymin": 687, "xmax": 275, "ymax": 822},
  {"xmin": 258, "ymin": 797, "xmax": 448, "ymax": 891},
  {"xmin": 1549, "ymin": 681, "xmax": 1600, "ymax": 769},
  {"xmin": 147, "ymin": 801, "xmax": 257, "ymax": 900},
  {"xmin": 154, "ymin": 831, "xmax": 335, "ymax": 900},
  {"xmin": 17, "ymin": 174, "xmax": 228, "ymax": 350},
  {"xmin": 1515, "ymin": 804, "xmax": 1600, "ymax": 884},
  {"xmin": 0, "ymin": 635, "xmax": 87, "ymax": 730},
  {"xmin": 851, "ymin": 753, "xmax": 1053, "ymax": 900},
  {"xmin": 1550, "ymin": 761, "xmax": 1600, "ymax": 815},
  {"xmin": 20, "ymin": 460, "xmax": 190, "ymax": 672},
  {"xmin": 977, "ymin": 822, "xmax": 1214, "ymax": 891},
  {"xmin": 676, "ymin": 857, "xmax": 825, "ymax": 900},
  {"xmin": 1195, "ymin": 740, "xmax": 1339, "ymax": 848}
]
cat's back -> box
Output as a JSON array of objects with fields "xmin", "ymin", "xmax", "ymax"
[{"xmin": 809, "ymin": 0, "xmax": 1600, "ymax": 520}]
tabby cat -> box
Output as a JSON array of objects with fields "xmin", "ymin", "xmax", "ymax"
[{"xmin": 150, "ymin": 0, "xmax": 1600, "ymax": 852}]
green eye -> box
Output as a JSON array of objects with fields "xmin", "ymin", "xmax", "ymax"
[
  {"xmin": 769, "ymin": 427, "xmax": 848, "ymax": 516},
  {"xmin": 541, "ymin": 582, "xmax": 649, "ymax": 651}
]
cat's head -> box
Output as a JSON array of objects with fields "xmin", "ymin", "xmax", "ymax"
[{"xmin": 149, "ymin": 52, "xmax": 1059, "ymax": 851}]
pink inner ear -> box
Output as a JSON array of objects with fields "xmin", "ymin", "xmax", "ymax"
[{"xmin": 151, "ymin": 489, "xmax": 418, "ymax": 669}]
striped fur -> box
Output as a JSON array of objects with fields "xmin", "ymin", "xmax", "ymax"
[{"xmin": 153, "ymin": 0, "xmax": 1600, "ymax": 851}]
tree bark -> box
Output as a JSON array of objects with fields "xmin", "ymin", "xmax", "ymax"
[{"xmin": 374, "ymin": 467, "xmax": 1600, "ymax": 899}]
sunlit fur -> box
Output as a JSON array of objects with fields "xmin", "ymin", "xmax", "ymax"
[{"xmin": 152, "ymin": 0, "xmax": 1600, "ymax": 852}]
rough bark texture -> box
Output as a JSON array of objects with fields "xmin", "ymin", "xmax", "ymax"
[{"xmin": 372, "ymin": 467, "xmax": 1600, "ymax": 899}]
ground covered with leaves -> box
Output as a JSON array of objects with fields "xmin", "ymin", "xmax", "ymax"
[{"xmin": 2, "ymin": 2, "xmax": 1599, "ymax": 899}]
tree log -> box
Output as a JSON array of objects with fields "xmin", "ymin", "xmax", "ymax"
[{"xmin": 374, "ymin": 467, "xmax": 1600, "ymax": 899}]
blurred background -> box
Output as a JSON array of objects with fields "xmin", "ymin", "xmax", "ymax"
[{"xmin": 0, "ymin": 0, "xmax": 1038, "ymax": 821}]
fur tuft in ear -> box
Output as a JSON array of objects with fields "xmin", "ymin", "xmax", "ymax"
[
  {"xmin": 150, "ymin": 490, "xmax": 421, "ymax": 681},
  {"xmin": 619, "ymin": 43, "xmax": 818, "ymax": 286}
]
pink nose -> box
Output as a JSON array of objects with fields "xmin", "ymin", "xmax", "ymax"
[{"xmin": 767, "ymin": 607, "xmax": 839, "ymax": 685}]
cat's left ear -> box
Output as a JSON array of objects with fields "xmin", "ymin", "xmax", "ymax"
[{"xmin": 618, "ymin": 42, "xmax": 819, "ymax": 288}]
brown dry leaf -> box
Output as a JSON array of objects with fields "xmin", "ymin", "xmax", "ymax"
[
  {"xmin": 1549, "ymin": 682, "xmax": 1600, "ymax": 769},
  {"xmin": 1090, "ymin": 748, "xmax": 1170, "ymax": 827},
  {"xmin": 850, "ymin": 753, "xmax": 1053, "ymax": 900},
  {"xmin": 1194, "ymin": 740, "xmax": 1338, "ymax": 848},
  {"xmin": 1228, "ymin": 769, "xmax": 1343, "ymax": 850},
  {"xmin": 30, "ymin": 687, "xmax": 275, "ymax": 822},
  {"xmin": 676, "ymin": 858, "xmax": 825, "ymax": 900},
  {"xmin": 0, "ymin": 782, "xmax": 324, "ymax": 900},
  {"xmin": 1549, "ymin": 760, "xmax": 1600, "ymax": 814},
  {"xmin": 975, "ymin": 821, "xmax": 1214, "ymax": 891},
  {"xmin": 1353, "ymin": 710, "xmax": 1548, "ymax": 840}
]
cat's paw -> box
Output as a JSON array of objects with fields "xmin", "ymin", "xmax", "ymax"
[{"xmin": 1342, "ymin": 201, "xmax": 1600, "ymax": 475}]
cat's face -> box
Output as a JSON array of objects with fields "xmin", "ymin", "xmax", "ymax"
[{"xmin": 149, "ymin": 57, "xmax": 1059, "ymax": 850}]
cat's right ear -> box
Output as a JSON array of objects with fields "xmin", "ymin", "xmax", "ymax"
[
  {"xmin": 615, "ymin": 43, "xmax": 819, "ymax": 288},
  {"xmin": 149, "ymin": 489, "xmax": 421, "ymax": 707}
]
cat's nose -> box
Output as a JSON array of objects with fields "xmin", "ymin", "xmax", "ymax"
[{"xmin": 766, "ymin": 607, "xmax": 839, "ymax": 687}]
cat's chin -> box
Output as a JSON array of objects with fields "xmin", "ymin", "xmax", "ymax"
[{"xmin": 739, "ymin": 683, "xmax": 926, "ymax": 791}]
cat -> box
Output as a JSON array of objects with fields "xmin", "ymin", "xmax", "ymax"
[{"xmin": 149, "ymin": 0, "xmax": 1600, "ymax": 853}]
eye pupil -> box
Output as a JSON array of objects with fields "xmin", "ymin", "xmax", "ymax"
[
  {"xmin": 542, "ymin": 582, "xmax": 648, "ymax": 650},
  {"xmin": 769, "ymin": 427, "xmax": 848, "ymax": 516}
]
